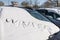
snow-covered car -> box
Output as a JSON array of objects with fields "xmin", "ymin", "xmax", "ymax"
[
  {"xmin": 45, "ymin": 8, "xmax": 60, "ymax": 21},
  {"xmin": 39, "ymin": 8, "xmax": 59, "ymax": 14},
  {"xmin": 36, "ymin": 9, "xmax": 60, "ymax": 28},
  {"xmin": 0, "ymin": 7, "xmax": 59, "ymax": 40}
]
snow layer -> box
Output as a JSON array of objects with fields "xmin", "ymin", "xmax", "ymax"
[{"xmin": 0, "ymin": 7, "xmax": 59, "ymax": 40}]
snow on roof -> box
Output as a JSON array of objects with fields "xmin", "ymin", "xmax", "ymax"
[{"xmin": 0, "ymin": 6, "xmax": 45, "ymax": 23}]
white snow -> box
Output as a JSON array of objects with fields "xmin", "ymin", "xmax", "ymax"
[{"xmin": 0, "ymin": 7, "xmax": 59, "ymax": 40}]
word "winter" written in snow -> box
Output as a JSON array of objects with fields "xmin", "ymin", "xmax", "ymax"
[{"xmin": 5, "ymin": 18, "xmax": 47, "ymax": 29}]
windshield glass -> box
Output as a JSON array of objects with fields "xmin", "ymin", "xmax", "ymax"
[{"xmin": 26, "ymin": 9, "xmax": 50, "ymax": 22}]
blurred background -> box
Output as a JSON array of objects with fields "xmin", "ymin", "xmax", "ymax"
[{"xmin": 0, "ymin": 0, "xmax": 60, "ymax": 8}]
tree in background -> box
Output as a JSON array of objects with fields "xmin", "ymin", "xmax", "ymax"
[
  {"xmin": 0, "ymin": 1, "xmax": 4, "ymax": 6},
  {"xmin": 33, "ymin": 4, "xmax": 40, "ymax": 9},
  {"xmin": 32, "ymin": 0, "xmax": 40, "ymax": 8},
  {"xmin": 48, "ymin": 0, "xmax": 59, "ymax": 7},
  {"xmin": 21, "ymin": 1, "xmax": 29, "ymax": 7},
  {"xmin": 29, "ymin": 0, "xmax": 32, "ymax": 5},
  {"xmin": 50, "ymin": 0, "xmax": 58, "ymax": 7},
  {"xmin": 41, "ymin": 0, "xmax": 60, "ymax": 7},
  {"xmin": 40, "ymin": 0, "xmax": 59, "ymax": 8},
  {"xmin": 11, "ymin": 1, "xmax": 19, "ymax": 7},
  {"xmin": 21, "ymin": 0, "xmax": 40, "ymax": 8}
]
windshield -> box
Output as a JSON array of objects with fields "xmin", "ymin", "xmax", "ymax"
[{"xmin": 26, "ymin": 9, "xmax": 50, "ymax": 22}]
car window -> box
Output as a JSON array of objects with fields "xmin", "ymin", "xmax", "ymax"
[
  {"xmin": 45, "ymin": 12, "xmax": 60, "ymax": 20},
  {"xmin": 27, "ymin": 10, "xmax": 50, "ymax": 22},
  {"xmin": 36, "ymin": 10, "xmax": 48, "ymax": 15},
  {"xmin": 46, "ymin": 12, "xmax": 55, "ymax": 19}
]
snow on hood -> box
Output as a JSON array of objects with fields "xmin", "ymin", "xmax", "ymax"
[{"xmin": 0, "ymin": 7, "xmax": 59, "ymax": 40}]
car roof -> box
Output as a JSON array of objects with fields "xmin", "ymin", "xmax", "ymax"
[{"xmin": 37, "ymin": 8, "xmax": 60, "ymax": 15}]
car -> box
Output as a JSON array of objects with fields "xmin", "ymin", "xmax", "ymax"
[
  {"xmin": 39, "ymin": 8, "xmax": 59, "ymax": 14},
  {"xmin": 0, "ymin": 7, "xmax": 59, "ymax": 40},
  {"xmin": 36, "ymin": 9, "xmax": 60, "ymax": 21},
  {"xmin": 36, "ymin": 9, "xmax": 60, "ymax": 28}
]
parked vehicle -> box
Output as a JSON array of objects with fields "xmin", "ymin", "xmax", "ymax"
[
  {"xmin": 0, "ymin": 7, "xmax": 59, "ymax": 40},
  {"xmin": 36, "ymin": 9, "xmax": 60, "ymax": 28},
  {"xmin": 39, "ymin": 8, "xmax": 59, "ymax": 14}
]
